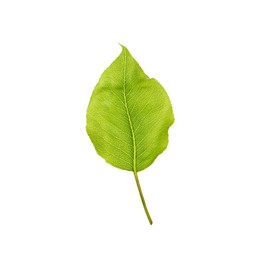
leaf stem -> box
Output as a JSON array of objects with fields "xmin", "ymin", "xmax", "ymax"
[{"xmin": 133, "ymin": 171, "xmax": 153, "ymax": 225}]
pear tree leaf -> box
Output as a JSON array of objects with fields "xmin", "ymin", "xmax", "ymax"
[{"xmin": 86, "ymin": 45, "xmax": 174, "ymax": 224}]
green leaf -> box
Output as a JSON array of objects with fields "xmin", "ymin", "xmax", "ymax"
[{"xmin": 86, "ymin": 45, "xmax": 174, "ymax": 224}]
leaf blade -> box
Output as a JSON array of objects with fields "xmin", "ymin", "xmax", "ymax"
[{"xmin": 86, "ymin": 45, "xmax": 174, "ymax": 172}]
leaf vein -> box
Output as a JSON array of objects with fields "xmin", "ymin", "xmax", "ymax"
[{"xmin": 122, "ymin": 48, "xmax": 137, "ymax": 172}]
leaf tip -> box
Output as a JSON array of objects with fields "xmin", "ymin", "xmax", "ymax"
[{"xmin": 118, "ymin": 43, "xmax": 127, "ymax": 52}]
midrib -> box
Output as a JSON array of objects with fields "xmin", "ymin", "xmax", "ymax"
[{"xmin": 122, "ymin": 48, "xmax": 137, "ymax": 173}]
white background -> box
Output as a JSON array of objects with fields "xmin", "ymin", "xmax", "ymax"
[{"xmin": 0, "ymin": 0, "xmax": 260, "ymax": 259}]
